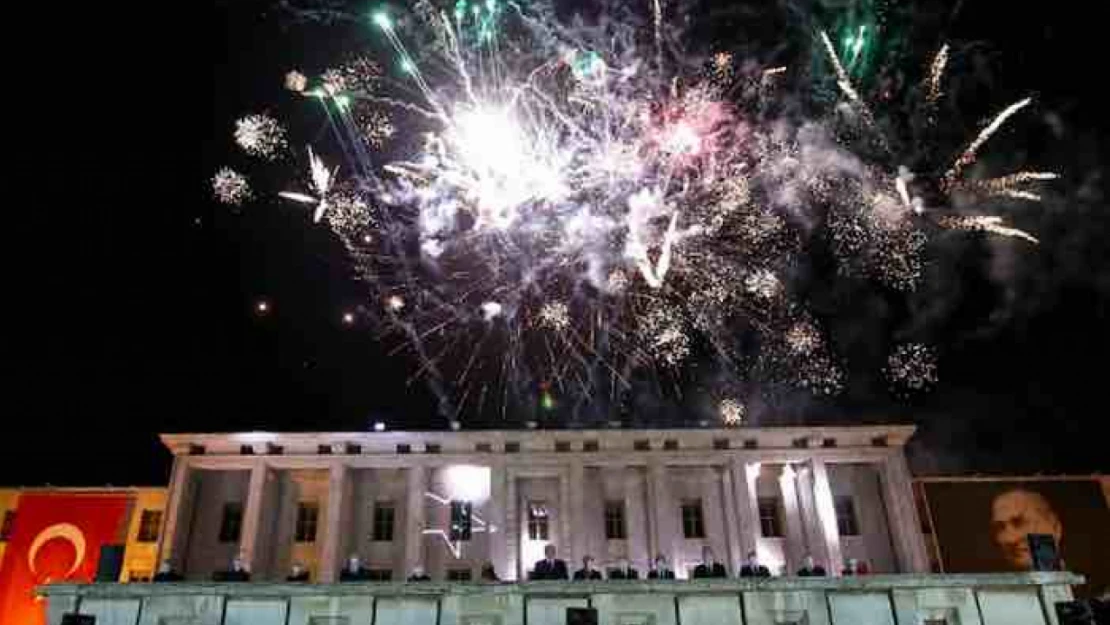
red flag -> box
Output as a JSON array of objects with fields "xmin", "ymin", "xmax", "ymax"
[{"xmin": 0, "ymin": 493, "xmax": 129, "ymax": 625}]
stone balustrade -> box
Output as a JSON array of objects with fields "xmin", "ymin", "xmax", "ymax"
[{"xmin": 42, "ymin": 572, "xmax": 1080, "ymax": 625}]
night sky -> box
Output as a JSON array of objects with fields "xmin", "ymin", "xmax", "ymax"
[{"xmin": 7, "ymin": 0, "xmax": 1106, "ymax": 487}]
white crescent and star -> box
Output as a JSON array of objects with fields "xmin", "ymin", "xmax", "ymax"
[{"xmin": 27, "ymin": 523, "xmax": 86, "ymax": 579}]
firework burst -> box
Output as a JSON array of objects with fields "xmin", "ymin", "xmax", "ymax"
[{"xmin": 234, "ymin": 114, "xmax": 287, "ymax": 160}]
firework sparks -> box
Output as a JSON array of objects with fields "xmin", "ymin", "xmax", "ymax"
[
  {"xmin": 212, "ymin": 167, "xmax": 252, "ymax": 205},
  {"xmin": 944, "ymin": 98, "xmax": 1033, "ymax": 187},
  {"xmin": 218, "ymin": 0, "xmax": 1057, "ymax": 421},
  {"xmin": 886, "ymin": 343, "xmax": 938, "ymax": 392},
  {"xmin": 937, "ymin": 215, "xmax": 1039, "ymax": 244},
  {"xmin": 926, "ymin": 44, "xmax": 948, "ymax": 104},
  {"xmin": 538, "ymin": 301, "xmax": 570, "ymax": 331},
  {"xmin": 234, "ymin": 114, "xmax": 287, "ymax": 160},
  {"xmin": 719, "ymin": 398, "xmax": 745, "ymax": 425}
]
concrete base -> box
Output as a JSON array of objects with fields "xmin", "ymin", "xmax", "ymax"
[{"xmin": 41, "ymin": 573, "xmax": 1081, "ymax": 625}]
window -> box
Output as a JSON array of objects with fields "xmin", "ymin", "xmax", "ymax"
[
  {"xmin": 633, "ymin": 439, "xmax": 650, "ymax": 451},
  {"xmin": 449, "ymin": 501, "xmax": 472, "ymax": 541},
  {"xmin": 239, "ymin": 444, "xmax": 255, "ymax": 455},
  {"xmin": 527, "ymin": 501, "xmax": 549, "ymax": 540},
  {"xmin": 554, "ymin": 441, "xmax": 571, "ymax": 452},
  {"xmin": 137, "ymin": 510, "xmax": 162, "ymax": 543},
  {"xmin": 822, "ymin": 438, "xmax": 838, "ymax": 448},
  {"xmin": 396, "ymin": 444, "xmax": 412, "ymax": 454},
  {"xmin": 218, "ymin": 502, "xmax": 243, "ymax": 543},
  {"xmin": 743, "ymin": 439, "xmax": 758, "ymax": 449},
  {"xmin": 366, "ymin": 569, "xmax": 392, "ymax": 581},
  {"xmin": 475, "ymin": 442, "xmax": 492, "ymax": 453},
  {"xmin": 835, "ymin": 496, "xmax": 860, "ymax": 536},
  {"xmin": 295, "ymin": 502, "xmax": 320, "ymax": 543},
  {"xmin": 504, "ymin": 442, "xmax": 520, "ymax": 453},
  {"xmin": 758, "ymin": 498, "xmax": 783, "ymax": 537},
  {"xmin": 681, "ymin": 500, "xmax": 705, "ymax": 539},
  {"xmin": 663, "ymin": 439, "xmax": 679, "ymax": 450},
  {"xmin": 583, "ymin": 440, "xmax": 599, "ymax": 452},
  {"xmin": 1, "ymin": 511, "xmax": 15, "ymax": 542},
  {"xmin": 346, "ymin": 443, "xmax": 362, "ymax": 454},
  {"xmin": 425, "ymin": 443, "xmax": 441, "ymax": 454},
  {"xmin": 373, "ymin": 502, "xmax": 395, "ymax": 541},
  {"xmin": 713, "ymin": 438, "xmax": 730, "ymax": 450},
  {"xmin": 791, "ymin": 437, "xmax": 809, "ymax": 448},
  {"xmin": 604, "ymin": 501, "xmax": 626, "ymax": 540},
  {"xmin": 447, "ymin": 569, "xmax": 472, "ymax": 581},
  {"xmin": 317, "ymin": 444, "xmax": 333, "ymax": 455}
]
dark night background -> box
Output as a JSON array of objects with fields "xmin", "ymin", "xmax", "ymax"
[{"xmin": 7, "ymin": 0, "xmax": 1106, "ymax": 487}]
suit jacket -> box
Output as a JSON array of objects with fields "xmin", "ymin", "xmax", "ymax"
[
  {"xmin": 286, "ymin": 571, "xmax": 311, "ymax": 582},
  {"xmin": 152, "ymin": 571, "xmax": 184, "ymax": 582},
  {"xmin": 407, "ymin": 574, "xmax": 432, "ymax": 582},
  {"xmin": 797, "ymin": 565, "xmax": 826, "ymax": 577},
  {"xmin": 531, "ymin": 558, "xmax": 569, "ymax": 580},
  {"xmin": 212, "ymin": 570, "xmax": 250, "ymax": 582},
  {"xmin": 739, "ymin": 564, "xmax": 771, "ymax": 578},
  {"xmin": 339, "ymin": 567, "xmax": 370, "ymax": 582},
  {"xmin": 647, "ymin": 569, "xmax": 675, "ymax": 579},
  {"xmin": 608, "ymin": 567, "xmax": 639, "ymax": 580},
  {"xmin": 573, "ymin": 568, "xmax": 602, "ymax": 580},
  {"xmin": 692, "ymin": 563, "xmax": 727, "ymax": 579}
]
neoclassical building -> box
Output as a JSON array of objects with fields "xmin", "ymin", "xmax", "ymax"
[{"xmin": 156, "ymin": 425, "xmax": 929, "ymax": 582}]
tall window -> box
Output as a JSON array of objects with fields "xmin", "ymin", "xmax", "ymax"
[
  {"xmin": 0, "ymin": 510, "xmax": 15, "ymax": 542},
  {"xmin": 137, "ymin": 510, "xmax": 162, "ymax": 543},
  {"xmin": 681, "ymin": 500, "xmax": 705, "ymax": 539},
  {"xmin": 758, "ymin": 498, "xmax": 783, "ymax": 537},
  {"xmin": 449, "ymin": 500, "xmax": 472, "ymax": 541},
  {"xmin": 218, "ymin": 502, "xmax": 243, "ymax": 543},
  {"xmin": 835, "ymin": 496, "xmax": 860, "ymax": 536},
  {"xmin": 527, "ymin": 501, "xmax": 549, "ymax": 540},
  {"xmin": 604, "ymin": 501, "xmax": 626, "ymax": 540},
  {"xmin": 295, "ymin": 502, "xmax": 320, "ymax": 543},
  {"xmin": 373, "ymin": 502, "xmax": 395, "ymax": 542}
]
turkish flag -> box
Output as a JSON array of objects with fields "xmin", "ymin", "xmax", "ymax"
[{"xmin": 0, "ymin": 493, "xmax": 129, "ymax": 625}]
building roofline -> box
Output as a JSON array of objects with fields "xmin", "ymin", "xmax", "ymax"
[{"xmin": 159, "ymin": 424, "xmax": 916, "ymax": 456}]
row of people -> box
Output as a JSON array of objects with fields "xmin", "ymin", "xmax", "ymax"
[
  {"xmin": 153, "ymin": 546, "xmax": 870, "ymax": 583},
  {"xmin": 530, "ymin": 545, "xmax": 868, "ymax": 580}
]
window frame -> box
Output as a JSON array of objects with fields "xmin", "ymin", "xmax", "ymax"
[
  {"xmin": 136, "ymin": 509, "xmax": 163, "ymax": 543},
  {"xmin": 604, "ymin": 500, "xmax": 627, "ymax": 540},
  {"xmin": 218, "ymin": 502, "xmax": 243, "ymax": 543},
  {"xmin": 527, "ymin": 501, "xmax": 549, "ymax": 541},
  {"xmin": 294, "ymin": 502, "xmax": 320, "ymax": 543},
  {"xmin": 757, "ymin": 497, "xmax": 784, "ymax": 538},
  {"xmin": 680, "ymin": 499, "xmax": 705, "ymax": 539},
  {"xmin": 834, "ymin": 496, "xmax": 860, "ymax": 536},
  {"xmin": 372, "ymin": 501, "xmax": 396, "ymax": 542}
]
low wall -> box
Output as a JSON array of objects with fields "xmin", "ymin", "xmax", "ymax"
[{"xmin": 41, "ymin": 572, "xmax": 1080, "ymax": 625}]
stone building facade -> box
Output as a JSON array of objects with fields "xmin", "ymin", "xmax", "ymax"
[{"xmin": 156, "ymin": 425, "xmax": 930, "ymax": 582}]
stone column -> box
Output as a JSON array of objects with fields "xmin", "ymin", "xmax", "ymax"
[
  {"xmin": 806, "ymin": 460, "xmax": 843, "ymax": 575},
  {"xmin": 624, "ymin": 466, "xmax": 649, "ymax": 569},
  {"xmin": 558, "ymin": 466, "xmax": 573, "ymax": 562},
  {"xmin": 318, "ymin": 462, "xmax": 349, "ymax": 582},
  {"xmin": 505, "ymin": 468, "xmax": 519, "ymax": 580},
  {"xmin": 239, "ymin": 460, "xmax": 270, "ymax": 576},
  {"xmin": 731, "ymin": 460, "xmax": 761, "ymax": 561},
  {"xmin": 155, "ymin": 456, "xmax": 194, "ymax": 570},
  {"xmin": 404, "ymin": 464, "xmax": 428, "ymax": 575},
  {"xmin": 568, "ymin": 462, "xmax": 586, "ymax": 566},
  {"xmin": 719, "ymin": 466, "xmax": 743, "ymax": 573},
  {"xmin": 777, "ymin": 464, "xmax": 806, "ymax": 573},
  {"xmin": 879, "ymin": 452, "xmax": 931, "ymax": 573},
  {"xmin": 647, "ymin": 463, "xmax": 677, "ymax": 570},
  {"xmin": 487, "ymin": 460, "xmax": 507, "ymax": 581}
]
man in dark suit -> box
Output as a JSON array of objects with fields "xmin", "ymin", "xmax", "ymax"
[
  {"xmin": 647, "ymin": 554, "xmax": 675, "ymax": 579},
  {"xmin": 531, "ymin": 544, "xmax": 570, "ymax": 580},
  {"xmin": 286, "ymin": 562, "xmax": 310, "ymax": 582},
  {"xmin": 339, "ymin": 555, "xmax": 370, "ymax": 581},
  {"xmin": 692, "ymin": 546, "xmax": 727, "ymax": 579},
  {"xmin": 796, "ymin": 555, "xmax": 826, "ymax": 577},
  {"xmin": 573, "ymin": 556, "xmax": 602, "ymax": 580},
  {"xmin": 739, "ymin": 551, "xmax": 771, "ymax": 577},
  {"xmin": 152, "ymin": 560, "xmax": 184, "ymax": 582},
  {"xmin": 608, "ymin": 557, "xmax": 638, "ymax": 579},
  {"xmin": 212, "ymin": 556, "xmax": 251, "ymax": 582}
]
